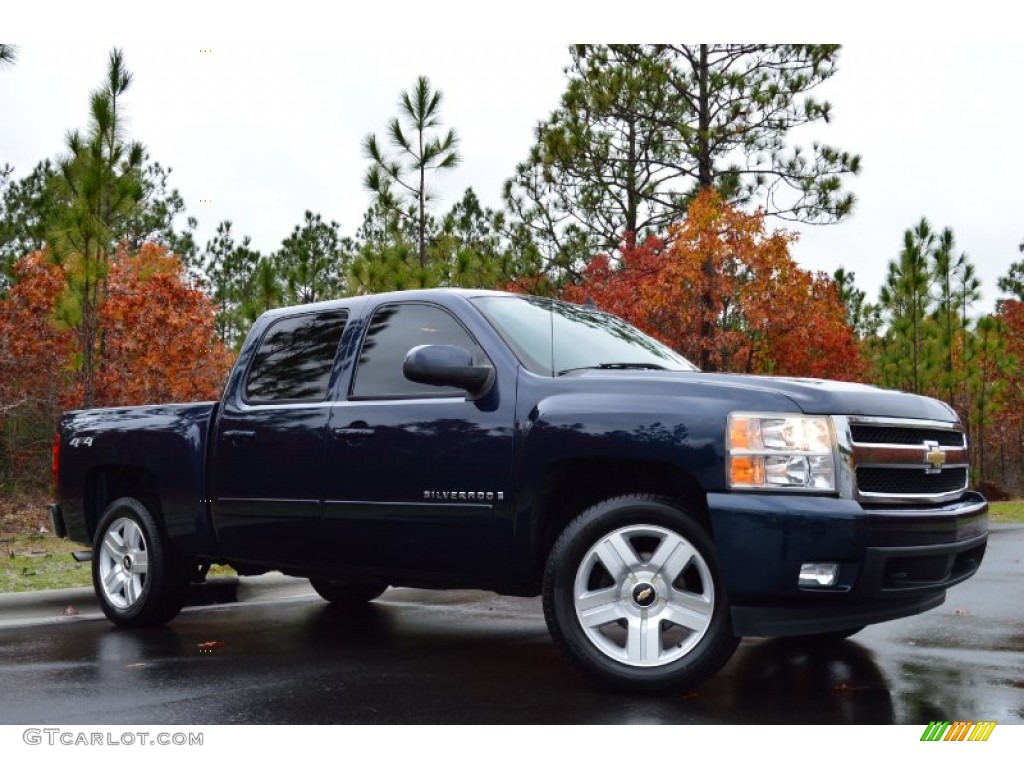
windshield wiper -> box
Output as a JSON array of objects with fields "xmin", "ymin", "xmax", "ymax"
[{"xmin": 557, "ymin": 362, "xmax": 667, "ymax": 376}]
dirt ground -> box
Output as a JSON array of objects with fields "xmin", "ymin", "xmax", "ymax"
[{"xmin": 0, "ymin": 493, "xmax": 50, "ymax": 537}]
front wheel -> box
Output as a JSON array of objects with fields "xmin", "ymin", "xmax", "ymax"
[
  {"xmin": 543, "ymin": 494, "xmax": 739, "ymax": 692},
  {"xmin": 92, "ymin": 497, "xmax": 191, "ymax": 627}
]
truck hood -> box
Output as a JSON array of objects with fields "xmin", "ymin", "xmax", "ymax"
[
  {"xmin": 571, "ymin": 370, "xmax": 960, "ymax": 422},
  {"xmin": 696, "ymin": 373, "xmax": 958, "ymax": 421}
]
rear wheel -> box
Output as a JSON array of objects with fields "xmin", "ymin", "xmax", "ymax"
[
  {"xmin": 543, "ymin": 494, "xmax": 739, "ymax": 692},
  {"xmin": 92, "ymin": 497, "xmax": 191, "ymax": 627},
  {"xmin": 309, "ymin": 578, "xmax": 388, "ymax": 609}
]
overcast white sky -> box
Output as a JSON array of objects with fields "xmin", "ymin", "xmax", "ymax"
[{"xmin": 3, "ymin": 7, "xmax": 1023, "ymax": 316}]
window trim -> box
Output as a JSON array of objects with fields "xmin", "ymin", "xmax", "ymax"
[{"xmin": 242, "ymin": 308, "xmax": 349, "ymax": 406}]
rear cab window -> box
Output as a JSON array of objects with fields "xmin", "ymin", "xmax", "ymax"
[{"xmin": 244, "ymin": 310, "xmax": 349, "ymax": 403}]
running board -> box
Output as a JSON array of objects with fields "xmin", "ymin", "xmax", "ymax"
[{"xmin": 71, "ymin": 550, "xmax": 93, "ymax": 562}]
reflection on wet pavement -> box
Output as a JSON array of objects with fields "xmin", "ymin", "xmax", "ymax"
[{"xmin": 0, "ymin": 527, "xmax": 1021, "ymax": 724}]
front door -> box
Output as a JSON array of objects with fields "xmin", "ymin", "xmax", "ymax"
[{"xmin": 320, "ymin": 301, "xmax": 514, "ymax": 583}]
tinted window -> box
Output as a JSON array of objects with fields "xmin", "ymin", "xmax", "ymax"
[
  {"xmin": 245, "ymin": 310, "xmax": 348, "ymax": 402},
  {"xmin": 472, "ymin": 295, "xmax": 697, "ymax": 376},
  {"xmin": 352, "ymin": 303, "xmax": 485, "ymax": 398}
]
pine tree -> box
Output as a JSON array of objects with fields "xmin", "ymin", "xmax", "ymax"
[
  {"xmin": 48, "ymin": 49, "xmax": 146, "ymax": 407},
  {"xmin": 363, "ymin": 76, "xmax": 460, "ymax": 268},
  {"xmin": 997, "ymin": 240, "xmax": 1024, "ymax": 301},
  {"xmin": 272, "ymin": 211, "xmax": 349, "ymax": 305},
  {"xmin": 0, "ymin": 44, "xmax": 17, "ymax": 69},
  {"xmin": 878, "ymin": 220, "xmax": 936, "ymax": 394},
  {"xmin": 507, "ymin": 44, "xmax": 861, "ymax": 272},
  {"xmin": 196, "ymin": 220, "xmax": 261, "ymax": 349},
  {"xmin": 966, "ymin": 315, "xmax": 1009, "ymax": 482},
  {"xmin": 833, "ymin": 267, "xmax": 880, "ymax": 338},
  {"xmin": 930, "ymin": 228, "xmax": 979, "ymax": 408}
]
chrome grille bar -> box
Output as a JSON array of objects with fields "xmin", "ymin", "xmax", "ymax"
[{"xmin": 833, "ymin": 416, "xmax": 970, "ymax": 505}]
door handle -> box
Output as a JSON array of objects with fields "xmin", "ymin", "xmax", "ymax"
[
  {"xmin": 223, "ymin": 429, "xmax": 256, "ymax": 445},
  {"xmin": 332, "ymin": 421, "xmax": 375, "ymax": 444}
]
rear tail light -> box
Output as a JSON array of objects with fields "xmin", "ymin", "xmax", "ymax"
[{"xmin": 51, "ymin": 433, "xmax": 60, "ymax": 492}]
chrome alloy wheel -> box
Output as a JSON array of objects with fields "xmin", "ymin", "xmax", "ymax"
[
  {"xmin": 573, "ymin": 524, "xmax": 714, "ymax": 667},
  {"xmin": 97, "ymin": 517, "xmax": 150, "ymax": 610}
]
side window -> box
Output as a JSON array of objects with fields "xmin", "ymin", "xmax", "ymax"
[
  {"xmin": 352, "ymin": 303, "xmax": 485, "ymax": 399},
  {"xmin": 245, "ymin": 310, "xmax": 348, "ymax": 403}
]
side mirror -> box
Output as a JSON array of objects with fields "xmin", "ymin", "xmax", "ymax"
[{"xmin": 403, "ymin": 345, "xmax": 496, "ymax": 400}]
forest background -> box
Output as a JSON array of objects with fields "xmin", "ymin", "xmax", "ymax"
[{"xmin": 2, "ymin": 43, "xmax": 1022, "ymax": 504}]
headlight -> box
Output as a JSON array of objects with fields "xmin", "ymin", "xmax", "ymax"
[{"xmin": 727, "ymin": 413, "xmax": 836, "ymax": 491}]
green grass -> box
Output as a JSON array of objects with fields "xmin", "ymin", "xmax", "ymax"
[
  {"xmin": 1, "ymin": 531, "xmax": 237, "ymax": 593},
  {"xmin": 989, "ymin": 500, "xmax": 1024, "ymax": 524},
  {"xmin": 1, "ymin": 533, "xmax": 92, "ymax": 592}
]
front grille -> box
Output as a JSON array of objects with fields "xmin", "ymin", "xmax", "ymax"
[
  {"xmin": 850, "ymin": 425, "xmax": 964, "ymax": 447},
  {"xmin": 847, "ymin": 418, "xmax": 970, "ymax": 502},
  {"xmin": 858, "ymin": 467, "xmax": 968, "ymax": 496}
]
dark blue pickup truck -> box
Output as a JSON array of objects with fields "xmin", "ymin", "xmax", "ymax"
[{"xmin": 51, "ymin": 289, "xmax": 988, "ymax": 691}]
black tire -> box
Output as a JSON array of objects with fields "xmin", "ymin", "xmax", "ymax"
[
  {"xmin": 92, "ymin": 497, "xmax": 192, "ymax": 627},
  {"xmin": 543, "ymin": 494, "xmax": 739, "ymax": 693},
  {"xmin": 309, "ymin": 578, "xmax": 388, "ymax": 609}
]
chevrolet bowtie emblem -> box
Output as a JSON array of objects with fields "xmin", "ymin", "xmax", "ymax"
[
  {"xmin": 924, "ymin": 440, "xmax": 946, "ymax": 473},
  {"xmin": 636, "ymin": 587, "xmax": 652, "ymax": 602}
]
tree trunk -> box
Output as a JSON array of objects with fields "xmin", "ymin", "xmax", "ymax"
[
  {"xmin": 625, "ymin": 118, "xmax": 638, "ymax": 245},
  {"xmin": 696, "ymin": 44, "xmax": 715, "ymax": 370},
  {"xmin": 418, "ymin": 128, "xmax": 426, "ymax": 269}
]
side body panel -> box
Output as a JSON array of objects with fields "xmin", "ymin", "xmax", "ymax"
[{"xmin": 57, "ymin": 403, "xmax": 218, "ymax": 552}]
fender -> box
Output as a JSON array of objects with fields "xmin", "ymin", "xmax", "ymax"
[
  {"xmin": 58, "ymin": 402, "xmax": 218, "ymax": 553},
  {"xmin": 509, "ymin": 370, "xmax": 802, "ymax": 583}
]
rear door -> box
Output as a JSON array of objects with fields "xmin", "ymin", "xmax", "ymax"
[{"xmin": 210, "ymin": 309, "xmax": 348, "ymax": 566}]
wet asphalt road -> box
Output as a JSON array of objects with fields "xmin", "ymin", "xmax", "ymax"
[{"xmin": 1, "ymin": 526, "xmax": 1021, "ymax": 725}]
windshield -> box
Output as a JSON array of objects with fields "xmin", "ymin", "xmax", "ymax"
[{"xmin": 471, "ymin": 295, "xmax": 699, "ymax": 376}]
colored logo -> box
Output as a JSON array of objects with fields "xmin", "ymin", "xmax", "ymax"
[
  {"xmin": 920, "ymin": 721, "xmax": 996, "ymax": 742},
  {"xmin": 923, "ymin": 440, "xmax": 946, "ymax": 473}
]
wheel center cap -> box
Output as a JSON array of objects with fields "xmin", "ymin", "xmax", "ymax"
[
  {"xmin": 122, "ymin": 555, "xmax": 132, "ymax": 571},
  {"xmin": 632, "ymin": 582, "xmax": 657, "ymax": 608}
]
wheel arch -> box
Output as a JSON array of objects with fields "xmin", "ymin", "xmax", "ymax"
[
  {"xmin": 529, "ymin": 457, "xmax": 710, "ymax": 587},
  {"xmin": 84, "ymin": 465, "xmax": 163, "ymax": 543}
]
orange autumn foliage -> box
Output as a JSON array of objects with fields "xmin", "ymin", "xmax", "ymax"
[
  {"xmin": 92, "ymin": 243, "xmax": 234, "ymax": 406},
  {"xmin": 990, "ymin": 299, "xmax": 1024, "ymax": 474},
  {"xmin": 563, "ymin": 190, "xmax": 868, "ymax": 380},
  {"xmin": 0, "ymin": 251, "xmax": 75, "ymax": 422},
  {"xmin": 0, "ymin": 245, "xmax": 234, "ymax": 486}
]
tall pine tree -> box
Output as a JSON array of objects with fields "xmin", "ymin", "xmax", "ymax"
[{"xmin": 363, "ymin": 76, "xmax": 460, "ymax": 268}]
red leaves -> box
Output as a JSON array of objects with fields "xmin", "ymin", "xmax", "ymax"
[
  {"xmin": 563, "ymin": 190, "xmax": 868, "ymax": 380},
  {"xmin": 92, "ymin": 243, "xmax": 234, "ymax": 407},
  {"xmin": 0, "ymin": 252, "xmax": 75, "ymax": 409},
  {"xmin": 994, "ymin": 300, "xmax": 1024, "ymax": 433},
  {"xmin": 0, "ymin": 244, "xmax": 235, "ymax": 485}
]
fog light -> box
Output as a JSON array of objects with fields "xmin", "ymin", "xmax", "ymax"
[{"xmin": 799, "ymin": 562, "xmax": 839, "ymax": 587}]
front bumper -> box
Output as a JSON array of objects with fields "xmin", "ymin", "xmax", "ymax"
[{"xmin": 706, "ymin": 490, "xmax": 988, "ymax": 637}]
